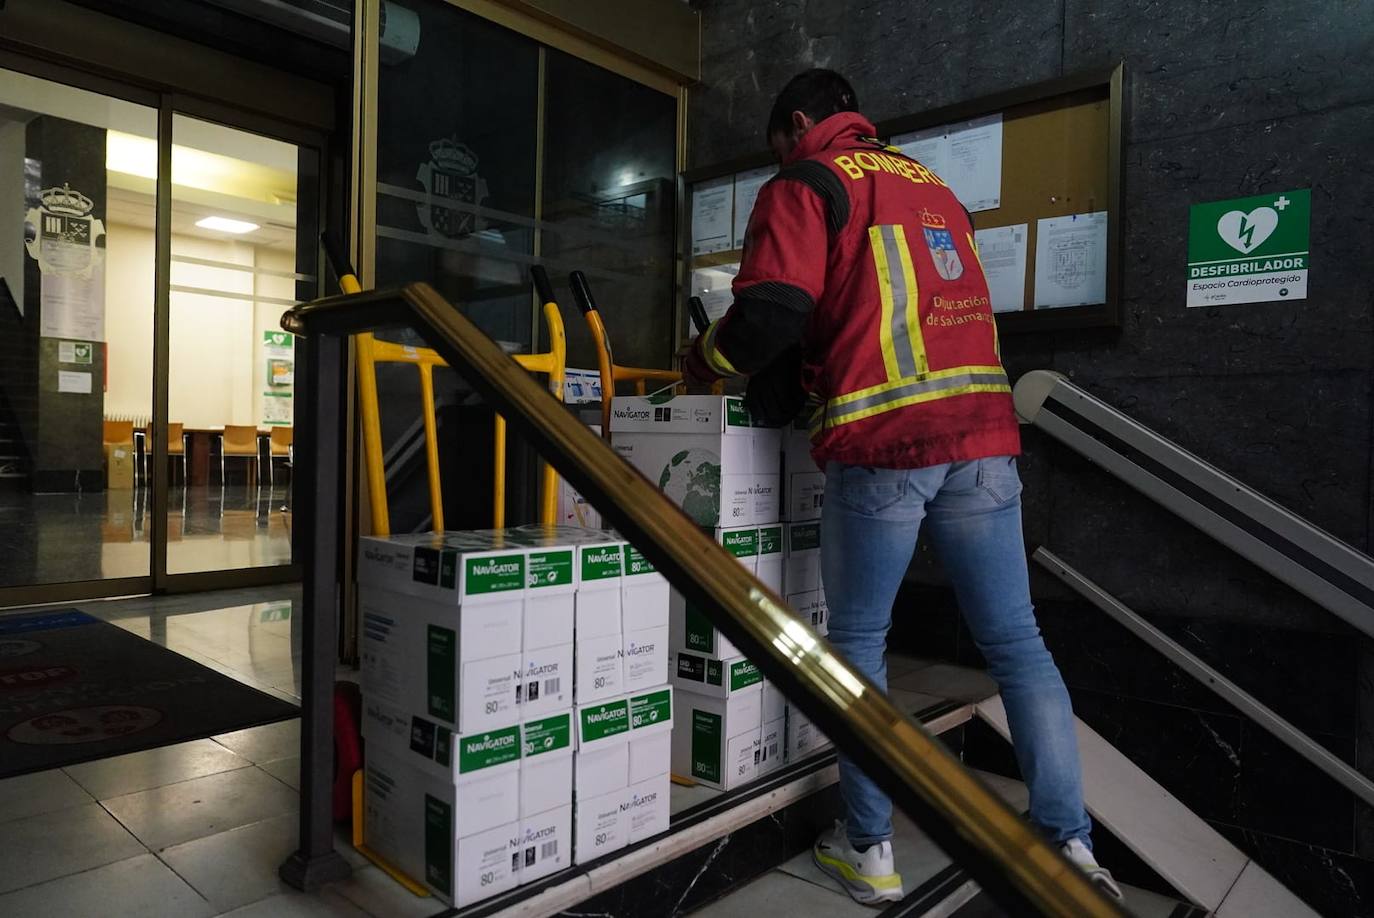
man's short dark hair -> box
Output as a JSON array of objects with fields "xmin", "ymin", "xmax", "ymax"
[{"xmin": 766, "ymin": 69, "xmax": 859, "ymax": 143}]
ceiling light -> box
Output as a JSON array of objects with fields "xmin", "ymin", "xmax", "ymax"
[{"xmin": 196, "ymin": 216, "xmax": 259, "ymax": 234}]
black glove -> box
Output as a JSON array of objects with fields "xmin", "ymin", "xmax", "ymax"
[{"xmin": 745, "ymin": 346, "xmax": 806, "ymax": 428}]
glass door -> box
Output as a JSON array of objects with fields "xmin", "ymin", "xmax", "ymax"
[
  {"xmin": 162, "ymin": 113, "xmax": 320, "ymax": 577},
  {"xmin": 0, "ymin": 64, "xmax": 159, "ymax": 600},
  {"xmin": 0, "ymin": 54, "xmax": 325, "ymax": 607}
]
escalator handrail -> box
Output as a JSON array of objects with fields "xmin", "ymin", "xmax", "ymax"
[
  {"xmin": 283, "ymin": 283, "xmax": 1123, "ymax": 918},
  {"xmin": 1014, "ymin": 369, "xmax": 1374, "ymax": 639}
]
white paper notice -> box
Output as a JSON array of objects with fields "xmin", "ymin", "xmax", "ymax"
[
  {"xmin": 691, "ymin": 177, "xmax": 734, "ymax": 256},
  {"xmin": 689, "ymin": 263, "xmax": 740, "ymax": 322},
  {"xmin": 732, "ymin": 166, "xmax": 778, "ymax": 249},
  {"xmin": 893, "ymin": 126, "xmax": 947, "ymax": 177},
  {"xmin": 893, "ymin": 114, "xmax": 1003, "ymax": 213},
  {"xmin": 40, "ymin": 270, "xmax": 105, "ymax": 341},
  {"xmin": 1034, "ymin": 213, "xmax": 1109, "ymax": 309},
  {"xmin": 57, "ymin": 370, "xmax": 92, "ymax": 394},
  {"xmin": 974, "ymin": 224, "xmax": 1028, "ymax": 313}
]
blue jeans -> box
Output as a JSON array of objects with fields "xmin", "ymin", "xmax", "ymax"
[{"xmin": 820, "ymin": 456, "xmax": 1092, "ymax": 849}]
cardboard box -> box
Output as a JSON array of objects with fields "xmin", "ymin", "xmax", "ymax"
[
  {"xmin": 357, "ymin": 532, "xmax": 528, "ymax": 608},
  {"xmin": 785, "ymin": 702, "xmax": 834, "ymax": 762},
  {"xmin": 761, "ymin": 679, "xmax": 786, "ymax": 724},
  {"xmin": 576, "ymin": 541, "xmax": 624, "ymax": 639},
  {"xmin": 625, "ymin": 773, "xmax": 670, "ymax": 843},
  {"xmin": 758, "ymin": 715, "xmax": 785, "ymax": 778},
  {"xmin": 575, "ymin": 696, "xmax": 631, "ymax": 799},
  {"xmin": 781, "ymin": 419, "xmax": 824, "ymax": 521},
  {"xmin": 627, "ymin": 686, "xmax": 673, "ymax": 784},
  {"xmin": 359, "ymin": 588, "xmax": 522, "ymax": 735},
  {"xmin": 522, "ymin": 546, "xmax": 576, "ymax": 650},
  {"xmin": 105, "ymin": 444, "xmax": 134, "ymax": 490},
  {"xmin": 517, "ymin": 803, "xmax": 572, "ymax": 884},
  {"xmin": 622, "ymin": 544, "xmax": 669, "ymax": 632},
  {"xmin": 671, "ymin": 689, "xmax": 763, "ymax": 791},
  {"xmin": 783, "ymin": 521, "xmax": 822, "ymax": 595},
  {"xmin": 363, "ymin": 749, "xmax": 520, "ymax": 907},
  {"xmin": 556, "ymin": 424, "xmax": 604, "ymax": 529},
  {"xmin": 671, "ymin": 651, "xmax": 762, "ymax": 699},
  {"xmin": 623, "ymin": 625, "xmax": 668, "ymax": 693},
  {"xmin": 611, "ymin": 394, "xmax": 781, "ymax": 528},
  {"xmin": 361, "ymin": 698, "xmax": 522, "ymax": 800},
  {"xmin": 518, "ymin": 642, "xmax": 572, "ymax": 718},
  {"xmin": 756, "ymin": 525, "xmax": 784, "ymax": 593},
  {"xmin": 520, "ymin": 712, "xmax": 573, "ymax": 819},
  {"xmin": 575, "ymin": 632, "xmax": 624, "ymax": 703},
  {"xmin": 666, "ymin": 526, "xmax": 760, "ymax": 661},
  {"xmin": 574, "ymin": 786, "xmax": 628, "ymax": 864}
]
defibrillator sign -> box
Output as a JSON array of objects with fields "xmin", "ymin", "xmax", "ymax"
[{"xmin": 1186, "ymin": 189, "xmax": 1309, "ymax": 307}]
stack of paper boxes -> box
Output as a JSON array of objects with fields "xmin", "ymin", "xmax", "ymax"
[
  {"xmin": 779, "ymin": 421, "xmax": 834, "ymax": 762},
  {"xmin": 567, "ymin": 528, "xmax": 673, "ymax": 864},
  {"xmin": 356, "ymin": 526, "xmax": 673, "ymax": 907},
  {"xmin": 612, "ymin": 394, "xmax": 792, "ymax": 790}
]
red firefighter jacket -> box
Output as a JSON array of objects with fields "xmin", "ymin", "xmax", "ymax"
[{"xmin": 695, "ymin": 111, "xmax": 1021, "ymax": 469}]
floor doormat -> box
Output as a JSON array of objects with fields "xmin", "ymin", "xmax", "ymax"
[{"xmin": 0, "ymin": 608, "xmax": 299, "ymax": 779}]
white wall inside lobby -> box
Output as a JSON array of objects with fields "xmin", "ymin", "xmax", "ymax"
[{"xmin": 103, "ymin": 222, "xmax": 295, "ymax": 430}]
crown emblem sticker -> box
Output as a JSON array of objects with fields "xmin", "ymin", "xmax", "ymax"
[
  {"xmin": 25, "ymin": 183, "xmax": 105, "ymax": 279},
  {"xmin": 416, "ymin": 136, "xmax": 488, "ymax": 239},
  {"xmin": 920, "ymin": 208, "xmax": 963, "ymax": 281}
]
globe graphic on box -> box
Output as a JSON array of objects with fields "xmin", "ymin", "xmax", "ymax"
[{"xmin": 659, "ymin": 448, "xmax": 721, "ymax": 527}]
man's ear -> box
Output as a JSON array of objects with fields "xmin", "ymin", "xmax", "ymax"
[{"xmin": 791, "ymin": 110, "xmax": 815, "ymax": 134}]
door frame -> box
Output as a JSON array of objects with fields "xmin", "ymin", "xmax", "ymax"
[{"xmin": 0, "ymin": 13, "xmax": 337, "ymax": 607}]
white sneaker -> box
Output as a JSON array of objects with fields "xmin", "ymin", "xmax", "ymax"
[
  {"xmin": 812, "ymin": 820, "xmax": 904, "ymax": 906},
  {"xmin": 1061, "ymin": 837, "xmax": 1124, "ymax": 901}
]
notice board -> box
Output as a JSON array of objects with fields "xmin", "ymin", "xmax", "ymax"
[{"xmin": 681, "ymin": 65, "xmax": 1125, "ymax": 336}]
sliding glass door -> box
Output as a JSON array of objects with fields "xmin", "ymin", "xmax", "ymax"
[{"xmin": 0, "ymin": 58, "xmax": 324, "ymax": 606}]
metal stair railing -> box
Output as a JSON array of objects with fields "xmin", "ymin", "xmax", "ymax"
[{"xmin": 276, "ymin": 280, "xmax": 1124, "ymax": 917}]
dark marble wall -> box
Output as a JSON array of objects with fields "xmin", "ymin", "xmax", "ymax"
[{"xmin": 691, "ymin": 1, "xmax": 1374, "ymax": 913}]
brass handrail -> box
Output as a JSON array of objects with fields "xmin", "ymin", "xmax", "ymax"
[{"xmin": 283, "ymin": 282, "xmax": 1125, "ymax": 917}]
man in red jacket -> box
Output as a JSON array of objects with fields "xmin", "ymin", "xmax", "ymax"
[{"xmin": 684, "ymin": 70, "xmax": 1120, "ymax": 906}]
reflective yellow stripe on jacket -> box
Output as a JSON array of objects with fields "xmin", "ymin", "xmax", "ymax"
[
  {"xmin": 869, "ymin": 225, "xmax": 928, "ymax": 380},
  {"xmin": 818, "ymin": 365, "xmax": 1011, "ymax": 432}
]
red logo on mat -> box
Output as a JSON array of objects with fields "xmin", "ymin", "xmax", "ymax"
[
  {"xmin": 7, "ymin": 705, "xmax": 163, "ymax": 745},
  {"xmin": 0, "ymin": 666, "xmax": 77, "ymax": 690}
]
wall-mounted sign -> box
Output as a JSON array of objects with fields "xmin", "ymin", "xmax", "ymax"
[
  {"xmin": 1186, "ymin": 189, "xmax": 1309, "ymax": 307},
  {"xmin": 26, "ymin": 183, "xmax": 106, "ymax": 341}
]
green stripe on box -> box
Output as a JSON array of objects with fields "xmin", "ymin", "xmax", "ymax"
[
  {"xmin": 729, "ymin": 659, "xmax": 762, "ymax": 692},
  {"xmin": 624, "ymin": 545, "xmax": 656, "ymax": 577},
  {"xmin": 630, "ymin": 689, "xmax": 671, "ymax": 729},
  {"xmin": 580, "ymin": 699, "xmax": 630, "ymax": 742},
  {"xmin": 581, "ymin": 545, "xmax": 623, "ymax": 581},
  {"xmin": 528, "ymin": 550, "xmax": 573, "ymax": 588},
  {"xmin": 424, "ymin": 795, "xmax": 453, "ymax": 894},
  {"xmin": 458, "ymin": 725, "xmax": 521, "ymax": 773},
  {"xmin": 721, "ymin": 528, "xmax": 757, "ymax": 558},
  {"xmin": 691, "ymin": 710, "xmax": 723, "ymax": 782},
  {"xmin": 522, "ymin": 713, "xmax": 572, "ymax": 757},
  {"xmin": 426, "ymin": 625, "xmax": 456, "ymax": 721},
  {"xmin": 758, "ymin": 526, "xmax": 782, "ymax": 555},
  {"xmin": 789, "ymin": 522, "xmax": 821, "ymax": 552},
  {"xmin": 465, "ymin": 554, "xmax": 524, "ymax": 595},
  {"xmin": 725, "ymin": 398, "xmax": 750, "ymax": 428}
]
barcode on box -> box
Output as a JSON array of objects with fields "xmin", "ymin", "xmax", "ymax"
[
  {"xmin": 768, "ymin": 741, "xmax": 779, "ymax": 759},
  {"xmin": 543, "ymin": 677, "xmax": 561, "ymax": 697},
  {"xmin": 541, "ymin": 840, "xmax": 558, "ymax": 860}
]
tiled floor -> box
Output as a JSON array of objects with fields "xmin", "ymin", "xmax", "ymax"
[
  {"xmin": 0, "ymin": 593, "xmax": 1047, "ymax": 918},
  {"xmin": 0, "ymin": 483, "xmax": 292, "ymax": 587},
  {"xmin": 0, "ymin": 586, "xmax": 431, "ymax": 918}
]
